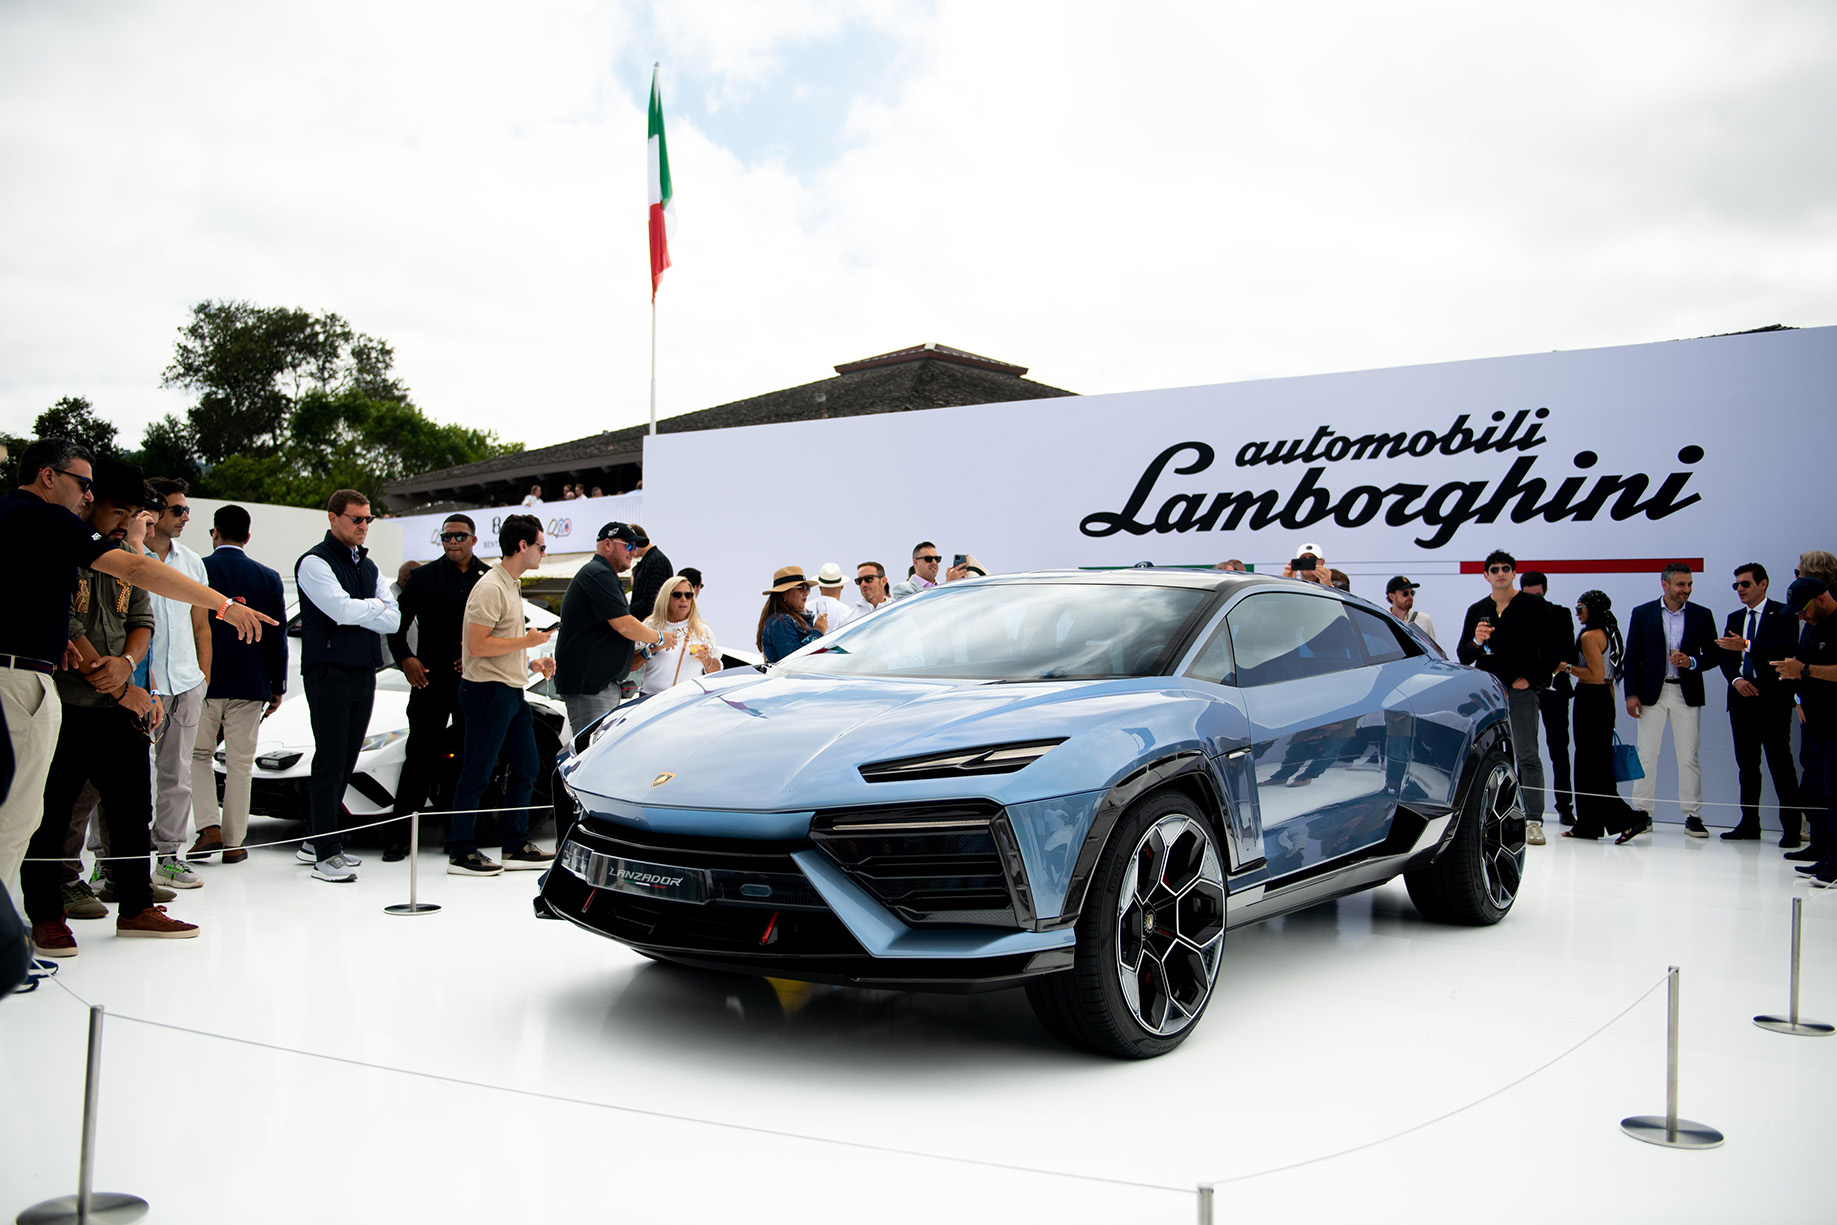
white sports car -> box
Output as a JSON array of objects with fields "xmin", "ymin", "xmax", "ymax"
[{"xmin": 214, "ymin": 599, "xmax": 571, "ymax": 830}]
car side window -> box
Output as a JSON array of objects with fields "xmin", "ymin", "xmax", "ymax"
[
  {"xmin": 1226, "ymin": 592, "xmax": 1361, "ymax": 686},
  {"xmin": 1186, "ymin": 619, "xmax": 1236, "ymax": 685},
  {"xmin": 1349, "ymin": 606, "xmax": 1418, "ymax": 665}
]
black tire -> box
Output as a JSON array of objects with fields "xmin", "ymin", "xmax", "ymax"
[
  {"xmin": 1025, "ymin": 790, "xmax": 1227, "ymax": 1059},
  {"xmin": 1404, "ymin": 744, "xmax": 1525, "ymax": 925}
]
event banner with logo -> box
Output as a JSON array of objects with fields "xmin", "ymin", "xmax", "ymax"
[
  {"xmin": 394, "ymin": 493, "xmax": 645, "ymax": 563},
  {"xmin": 644, "ymin": 326, "xmax": 1835, "ymax": 826}
]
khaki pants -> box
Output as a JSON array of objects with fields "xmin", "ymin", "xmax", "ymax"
[
  {"xmin": 0, "ymin": 670, "xmax": 62, "ymax": 896},
  {"xmin": 1632, "ymin": 682, "xmax": 1703, "ymax": 819},
  {"xmin": 191, "ymin": 697, "xmax": 265, "ymax": 849},
  {"xmin": 152, "ymin": 682, "xmax": 204, "ymax": 856}
]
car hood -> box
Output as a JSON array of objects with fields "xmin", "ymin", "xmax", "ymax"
[{"xmin": 562, "ymin": 669, "xmax": 1221, "ymax": 811}]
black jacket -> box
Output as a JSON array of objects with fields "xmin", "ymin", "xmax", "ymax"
[
  {"xmin": 203, "ymin": 545, "xmax": 288, "ymax": 701},
  {"xmin": 1718, "ymin": 598, "xmax": 1798, "ymax": 707},
  {"xmin": 1622, "ymin": 598, "xmax": 1718, "ymax": 707},
  {"xmin": 1457, "ymin": 591, "xmax": 1554, "ymax": 690},
  {"xmin": 629, "ymin": 546, "xmax": 674, "ymax": 624},
  {"xmin": 387, "ymin": 554, "xmax": 488, "ymax": 672},
  {"xmin": 1544, "ymin": 598, "xmax": 1578, "ymax": 698}
]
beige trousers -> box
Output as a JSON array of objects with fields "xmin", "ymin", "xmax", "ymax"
[
  {"xmin": 0, "ymin": 670, "xmax": 62, "ymax": 894},
  {"xmin": 191, "ymin": 697, "xmax": 265, "ymax": 848}
]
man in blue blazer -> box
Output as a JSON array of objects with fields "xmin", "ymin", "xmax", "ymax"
[
  {"xmin": 1623, "ymin": 563, "xmax": 1720, "ymax": 837},
  {"xmin": 186, "ymin": 505, "xmax": 288, "ymax": 864},
  {"xmin": 1714, "ymin": 562, "xmax": 1804, "ymax": 845}
]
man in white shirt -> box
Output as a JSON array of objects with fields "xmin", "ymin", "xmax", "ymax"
[
  {"xmin": 293, "ymin": 490, "xmax": 400, "ymax": 882},
  {"xmin": 808, "ymin": 563, "xmax": 854, "ymax": 633},
  {"xmin": 855, "ymin": 561, "xmax": 891, "ymax": 613},
  {"xmin": 1385, "ymin": 576, "xmax": 1439, "ymax": 646},
  {"xmin": 144, "ymin": 478, "xmax": 213, "ymax": 891}
]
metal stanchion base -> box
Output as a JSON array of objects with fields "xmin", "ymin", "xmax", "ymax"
[
  {"xmin": 1753, "ymin": 1014, "xmax": 1835, "ymax": 1036},
  {"xmin": 383, "ymin": 902, "xmax": 442, "ymax": 916},
  {"xmin": 1619, "ymin": 1116, "xmax": 1724, "ymax": 1149},
  {"xmin": 16, "ymin": 1191, "xmax": 150, "ymax": 1224}
]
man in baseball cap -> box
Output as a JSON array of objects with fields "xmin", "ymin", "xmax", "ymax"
[
  {"xmin": 1284, "ymin": 541, "xmax": 1331, "ymax": 586},
  {"xmin": 1384, "ymin": 575, "xmax": 1439, "ymax": 648},
  {"xmin": 1776, "ymin": 577, "xmax": 1837, "ymax": 883}
]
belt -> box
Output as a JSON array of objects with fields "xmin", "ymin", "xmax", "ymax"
[
  {"xmin": 0, "ymin": 654, "xmax": 55, "ymax": 674},
  {"xmin": 1663, "ymin": 677, "xmax": 1682, "ymax": 684}
]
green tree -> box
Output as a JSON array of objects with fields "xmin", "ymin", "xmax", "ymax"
[{"xmin": 34, "ymin": 396, "xmax": 120, "ymax": 457}]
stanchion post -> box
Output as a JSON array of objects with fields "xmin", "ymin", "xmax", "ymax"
[
  {"xmin": 1197, "ymin": 1182, "xmax": 1214, "ymax": 1225},
  {"xmin": 1620, "ymin": 966, "xmax": 1724, "ymax": 1149},
  {"xmin": 16, "ymin": 1005, "xmax": 149, "ymax": 1225},
  {"xmin": 1754, "ymin": 897, "xmax": 1834, "ymax": 1036},
  {"xmin": 383, "ymin": 810, "xmax": 441, "ymax": 917}
]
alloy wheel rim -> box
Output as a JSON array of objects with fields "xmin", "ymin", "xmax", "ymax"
[
  {"xmin": 1114, "ymin": 814, "xmax": 1226, "ymax": 1037},
  {"xmin": 1478, "ymin": 761, "xmax": 1526, "ymax": 909}
]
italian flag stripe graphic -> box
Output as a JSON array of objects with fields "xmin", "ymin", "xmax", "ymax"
[{"xmin": 648, "ymin": 67, "xmax": 673, "ymax": 300}]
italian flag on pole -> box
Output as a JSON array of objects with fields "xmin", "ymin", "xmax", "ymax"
[{"xmin": 648, "ymin": 65, "xmax": 674, "ymax": 301}]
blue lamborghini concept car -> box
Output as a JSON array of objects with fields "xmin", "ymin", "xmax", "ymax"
[{"xmin": 537, "ymin": 570, "xmax": 1525, "ymax": 1057}]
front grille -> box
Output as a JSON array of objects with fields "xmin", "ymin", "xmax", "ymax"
[
  {"xmin": 569, "ymin": 817, "xmax": 825, "ymax": 910},
  {"xmin": 247, "ymin": 777, "xmax": 309, "ymax": 819},
  {"xmin": 810, "ymin": 801, "xmax": 1017, "ymax": 928}
]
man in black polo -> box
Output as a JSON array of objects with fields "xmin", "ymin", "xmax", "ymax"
[
  {"xmin": 555, "ymin": 522, "xmax": 675, "ymax": 736},
  {"xmin": 1775, "ymin": 578, "xmax": 1837, "ymax": 885},
  {"xmin": 384, "ymin": 513, "xmax": 489, "ymax": 862},
  {"xmin": 294, "ymin": 488, "xmax": 398, "ymax": 882},
  {"xmin": 626, "ymin": 523, "xmax": 673, "ymax": 624},
  {"xmin": 1458, "ymin": 549, "xmax": 1553, "ymax": 845},
  {"xmin": 0, "ymin": 440, "xmax": 270, "ymax": 895}
]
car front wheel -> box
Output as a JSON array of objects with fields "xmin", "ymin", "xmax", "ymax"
[{"xmin": 1026, "ymin": 791, "xmax": 1227, "ymax": 1058}]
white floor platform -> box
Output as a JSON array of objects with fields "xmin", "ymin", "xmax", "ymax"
[{"xmin": 3, "ymin": 817, "xmax": 1832, "ymax": 1225}]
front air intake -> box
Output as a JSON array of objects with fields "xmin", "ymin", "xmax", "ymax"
[{"xmin": 809, "ymin": 800, "xmax": 1018, "ymax": 927}]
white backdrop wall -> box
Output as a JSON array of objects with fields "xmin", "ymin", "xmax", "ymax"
[{"xmin": 648, "ymin": 327, "xmax": 1835, "ymax": 827}]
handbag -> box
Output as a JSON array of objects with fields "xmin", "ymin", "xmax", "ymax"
[{"xmin": 1610, "ymin": 733, "xmax": 1644, "ymax": 783}]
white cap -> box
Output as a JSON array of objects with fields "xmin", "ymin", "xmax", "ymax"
[{"xmin": 1296, "ymin": 541, "xmax": 1324, "ymax": 559}]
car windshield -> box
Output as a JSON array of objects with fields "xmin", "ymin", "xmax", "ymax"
[{"xmin": 778, "ymin": 582, "xmax": 1212, "ymax": 681}]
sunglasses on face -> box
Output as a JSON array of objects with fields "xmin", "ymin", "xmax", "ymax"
[
  {"xmin": 343, "ymin": 513, "xmax": 376, "ymax": 526},
  {"xmin": 1733, "ymin": 579, "xmax": 1757, "ymax": 590},
  {"xmin": 439, "ymin": 532, "xmax": 473, "ymax": 543},
  {"xmin": 915, "ymin": 555, "xmax": 941, "ymax": 565},
  {"xmin": 166, "ymin": 504, "xmax": 190, "ymax": 517},
  {"xmin": 670, "ymin": 591, "xmax": 693, "ymax": 601},
  {"xmin": 1487, "ymin": 565, "xmax": 1514, "ymax": 575},
  {"xmin": 53, "ymin": 467, "xmax": 93, "ymax": 493},
  {"xmin": 855, "ymin": 575, "xmax": 882, "ymax": 585}
]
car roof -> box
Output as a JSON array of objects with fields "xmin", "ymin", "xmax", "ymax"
[{"xmin": 974, "ymin": 568, "xmax": 1279, "ymax": 592}]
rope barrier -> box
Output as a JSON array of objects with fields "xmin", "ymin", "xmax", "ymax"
[
  {"xmin": 20, "ymin": 804, "xmax": 553, "ymax": 863},
  {"xmin": 1199, "ymin": 972, "xmax": 1673, "ymax": 1187},
  {"xmin": 1514, "ymin": 781, "xmax": 1812, "ymax": 812}
]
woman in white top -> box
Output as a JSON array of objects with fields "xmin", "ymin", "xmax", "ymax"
[{"xmin": 638, "ymin": 574, "xmax": 721, "ymax": 696}]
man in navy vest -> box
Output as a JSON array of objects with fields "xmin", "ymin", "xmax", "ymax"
[
  {"xmin": 187, "ymin": 505, "xmax": 288, "ymax": 864},
  {"xmin": 293, "ymin": 489, "xmax": 398, "ymax": 882}
]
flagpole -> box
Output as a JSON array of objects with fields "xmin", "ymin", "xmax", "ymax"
[{"xmin": 649, "ymin": 61, "xmax": 659, "ymax": 437}]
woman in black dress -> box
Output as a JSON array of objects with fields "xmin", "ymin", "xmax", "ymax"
[{"xmin": 1561, "ymin": 589, "xmax": 1649, "ymax": 842}]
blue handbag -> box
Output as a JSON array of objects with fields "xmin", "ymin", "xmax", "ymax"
[{"xmin": 1610, "ymin": 733, "xmax": 1644, "ymax": 783}]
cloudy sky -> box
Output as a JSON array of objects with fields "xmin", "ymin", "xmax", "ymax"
[{"xmin": 2, "ymin": 0, "xmax": 1832, "ymax": 453}]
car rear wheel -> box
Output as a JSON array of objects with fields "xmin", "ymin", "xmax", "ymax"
[
  {"xmin": 1404, "ymin": 744, "xmax": 1525, "ymax": 925},
  {"xmin": 1026, "ymin": 791, "xmax": 1227, "ymax": 1058}
]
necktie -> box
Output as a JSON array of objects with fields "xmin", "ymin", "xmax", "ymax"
[{"xmin": 1742, "ymin": 609, "xmax": 1757, "ymax": 681}]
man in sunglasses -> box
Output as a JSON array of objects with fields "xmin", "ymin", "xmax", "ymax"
[
  {"xmin": 383, "ymin": 514, "xmax": 489, "ymax": 862},
  {"xmin": 856, "ymin": 561, "xmax": 891, "ymax": 612},
  {"xmin": 0, "ymin": 439, "xmax": 272, "ymax": 904},
  {"xmin": 1457, "ymin": 549, "xmax": 1555, "ymax": 845},
  {"xmin": 1714, "ymin": 563, "xmax": 1804, "ymax": 844},
  {"xmin": 140, "ymin": 477, "xmax": 212, "ymax": 890},
  {"xmin": 293, "ymin": 489, "xmax": 399, "ymax": 882},
  {"xmin": 555, "ymin": 522, "xmax": 677, "ymax": 738},
  {"xmin": 889, "ymin": 542, "xmax": 971, "ymax": 602},
  {"xmin": 1624, "ymin": 563, "xmax": 1718, "ymax": 838}
]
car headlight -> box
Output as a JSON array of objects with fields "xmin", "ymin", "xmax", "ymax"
[
  {"xmin": 858, "ymin": 738, "xmax": 1068, "ymax": 783},
  {"xmin": 360, "ymin": 729, "xmax": 409, "ymax": 754}
]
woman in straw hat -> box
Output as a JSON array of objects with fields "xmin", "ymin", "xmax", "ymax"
[{"xmin": 756, "ymin": 566, "xmax": 826, "ymax": 664}]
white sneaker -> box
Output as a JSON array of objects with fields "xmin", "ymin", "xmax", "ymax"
[
  {"xmin": 155, "ymin": 855, "xmax": 204, "ymax": 889},
  {"xmin": 1526, "ymin": 821, "xmax": 1546, "ymax": 846},
  {"xmin": 298, "ymin": 843, "xmax": 362, "ymax": 865},
  {"xmin": 312, "ymin": 855, "xmax": 359, "ymax": 883}
]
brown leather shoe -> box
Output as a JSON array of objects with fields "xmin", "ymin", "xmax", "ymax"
[
  {"xmin": 221, "ymin": 847, "xmax": 249, "ymax": 864},
  {"xmin": 116, "ymin": 905, "xmax": 200, "ymax": 939},
  {"xmin": 31, "ymin": 919, "xmax": 78, "ymax": 958},
  {"xmin": 187, "ymin": 825, "xmax": 224, "ymax": 861}
]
